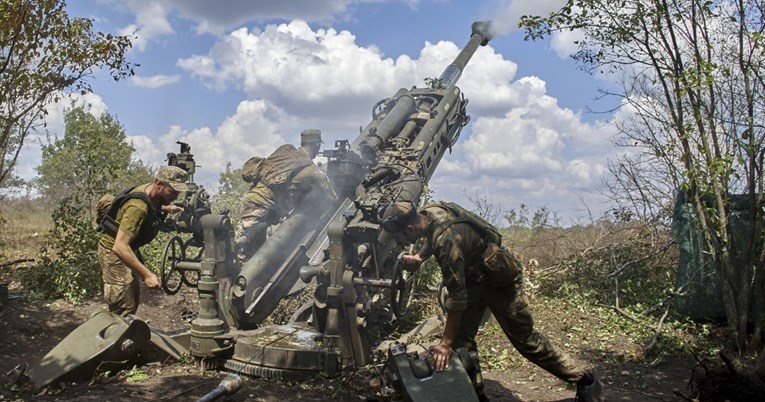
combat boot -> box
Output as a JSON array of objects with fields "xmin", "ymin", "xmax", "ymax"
[{"xmin": 575, "ymin": 372, "xmax": 604, "ymax": 402}]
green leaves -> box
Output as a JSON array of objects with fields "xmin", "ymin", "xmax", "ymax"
[
  {"xmin": 125, "ymin": 366, "xmax": 150, "ymax": 383},
  {"xmin": 210, "ymin": 162, "xmax": 250, "ymax": 224},
  {"xmin": 424, "ymin": 77, "xmax": 445, "ymax": 90},
  {"xmin": 36, "ymin": 105, "xmax": 153, "ymax": 205},
  {"xmin": 0, "ymin": 0, "xmax": 137, "ymax": 187}
]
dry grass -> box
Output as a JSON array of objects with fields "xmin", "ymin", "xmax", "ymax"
[
  {"xmin": 0, "ymin": 198, "xmax": 50, "ymax": 290},
  {"xmin": 503, "ymin": 221, "xmax": 667, "ymax": 270}
]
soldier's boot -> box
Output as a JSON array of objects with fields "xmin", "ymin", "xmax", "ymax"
[
  {"xmin": 234, "ymin": 222, "xmax": 269, "ymax": 264},
  {"xmin": 233, "ymin": 236, "xmax": 249, "ymax": 265},
  {"xmin": 575, "ymin": 372, "xmax": 604, "ymax": 402}
]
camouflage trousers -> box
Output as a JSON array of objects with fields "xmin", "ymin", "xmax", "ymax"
[
  {"xmin": 233, "ymin": 200, "xmax": 273, "ymax": 262},
  {"xmin": 97, "ymin": 243, "xmax": 140, "ymax": 317},
  {"xmin": 456, "ymin": 276, "xmax": 586, "ymax": 384}
]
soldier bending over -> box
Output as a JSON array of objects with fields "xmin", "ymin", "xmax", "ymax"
[
  {"xmin": 378, "ymin": 200, "xmax": 604, "ymax": 402},
  {"xmin": 96, "ymin": 166, "xmax": 188, "ymax": 316}
]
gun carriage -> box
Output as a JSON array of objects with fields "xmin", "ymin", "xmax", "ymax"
[{"xmin": 29, "ymin": 22, "xmax": 494, "ymax": 399}]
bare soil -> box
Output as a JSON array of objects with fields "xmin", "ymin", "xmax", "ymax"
[{"xmin": 0, "ymin": 272, "xmax": 706, "ymax": 402}]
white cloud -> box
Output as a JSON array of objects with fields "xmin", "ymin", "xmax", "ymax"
[
  {"xmin": 170, "ymin": 0, "xmax": 366, "ymax": 34},
  {"xmin": 430, "ymin": 71, "xmax": 616, "ymax": 217},
  {"xmin": 550, "ymin": 28, "xmax": 585, "ymax": 58},
  {"xmin": 105, "ymin": 0, "xmax": 581, "ymax": 60},
  {"xmin": 113, "ymin": 0, "xmax": 374, "ymax": 45},
  {"xmin": 176, "ymin": 20, "xmax": 523, "ymax": 123},
  {"xmin": 129, "ymin": 74, "xmax": 180, "ymax": 88},
  {"xmin": 178, "ymin": 21, "xmax": 405, "ymax": 105},
  {"xmin": 130, "ymin": 99, "xmax": 293, "ymax": 187},
  {"xmin": 480, "ymin": 0, "xmax": 568, "ymax": 36},
  {"xmin": 118, "ymin": 0, "xmax": 173, "ymax": 51}
]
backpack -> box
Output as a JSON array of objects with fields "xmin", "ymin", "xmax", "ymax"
[
  {"xmin": 255, "ymin": 144, "xmax": 314, "ymax": 188},
  {"xmin": 242, "ymin": 156, "xmax": 264, "ymax": 183},
  {"xmin": 424, "ymin": 201, "xmax": 502, "ymax": 245},
  {"xmin": 95, "ymin": 193, "xmax": 115, "ymax": 225}
]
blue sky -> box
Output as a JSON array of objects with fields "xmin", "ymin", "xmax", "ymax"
[{"xmin": 17, "ymin": 0, "xmax": 625, "ymax": 223}]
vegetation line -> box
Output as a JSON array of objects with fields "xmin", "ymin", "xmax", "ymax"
[{"xmin": 0, "ymin": 258, "xmax": 34, "ymax": 268}]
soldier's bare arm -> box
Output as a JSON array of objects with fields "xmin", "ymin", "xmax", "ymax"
[{"xmin": 112, "ymin": 229, "xmax": 161, "ymax": 289}]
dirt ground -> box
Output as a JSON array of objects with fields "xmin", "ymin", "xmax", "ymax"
[{"xmin": 0, "ymin": 272, "xmax": 708, "ymax": 402}]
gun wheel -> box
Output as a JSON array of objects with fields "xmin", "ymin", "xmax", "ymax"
[
  {"xmin": 161, "ymin": 236, "xmax": 185, "ymax": 295},
  {"xmin": 183, "ymin": 237, "xmax": 204, "ymax": 261},
  {"xmin": 391, "ymin": 253, "xmax": 416, "ymax": 319}
]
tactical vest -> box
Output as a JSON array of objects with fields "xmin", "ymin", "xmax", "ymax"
[
  {"xmin": 244, "ymin": 145, "xmax": 314, "ymax": 190},
  {"xmin": 97, "ymin": 186, "xmax": 165, "ymax": 249},
  {"xmin": 424, "ymin": 202, "xmax": 521, "ymax": 286},
  {"xmin": 423, "ymin": 201, "xmax": 502, "ymax": 250}
]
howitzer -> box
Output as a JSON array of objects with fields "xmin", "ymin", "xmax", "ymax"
[
  {"xmin": 216, "ymin": 20, "xmax": 493, "ymax": 378},
  {"xmin": 29, "ymin": 22, "xmax": 493, "ymax": 399}
]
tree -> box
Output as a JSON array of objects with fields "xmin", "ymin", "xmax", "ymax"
[
  {"xmin": 463, "ymin": 190, "xmax": 505, "ymax": 227},
  {"xmin": 211, "ymin": 162, "xmax": 250, "ymax": 225},
  {"xmin": 36, "ymin": 104, "xmax": 152, "ymax": 205},
  {"xmin": 0, "ymin": 0, "xmax": 136, "ymax": 188},
  {"xmin": 520, "ymin": 0, "xmax": 765, "ymax": 353}
]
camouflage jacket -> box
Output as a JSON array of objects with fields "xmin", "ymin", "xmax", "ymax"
[
  {"xmin": 242, "ymin": 146, "xmax": 336, "ymax": 217},
  {"xmin": 421, "ymin": 202, "xmax": 501, "ymax": 311}
]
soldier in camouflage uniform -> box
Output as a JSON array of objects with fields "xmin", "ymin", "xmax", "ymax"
[
  {"xmin": 97, "ymin": 166, "xmax": 188, "ymax": 316},
  {"xmin": 234, "ymin": 129, "xmax": 337, "ymax": 263},
  {"xmin": 378, "ymin": 200, "xmax": 604, "ymax": 402}
]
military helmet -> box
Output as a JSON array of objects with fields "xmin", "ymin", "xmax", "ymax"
[
  {"xmin": 300, "ymin": 129, "xmax": 323, "ymax": 145},
  {"xmin": 377, "ymin": 200, "xmax": 418, "ymax": 243}
]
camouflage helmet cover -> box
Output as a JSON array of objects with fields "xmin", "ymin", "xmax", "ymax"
[
  {"xmin": 300, "ymin": 129, "xmax": 323, "ymax": 144},
  {"xmin": 156, "ymin": 165, "xmax": 190, "ymax": 192}
]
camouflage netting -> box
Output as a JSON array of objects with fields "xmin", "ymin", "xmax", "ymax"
[{"xmin": 672, "ymin": 192, "xmax": 763, "ymax": 321}]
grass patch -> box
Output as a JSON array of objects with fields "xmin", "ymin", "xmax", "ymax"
[
  {"xmin": 0, "ymin": 198, "xmax": 51, "ymax": 261},
  {"xmin": 126, "ymin": 366, "xmax": 150, "ymax": 382}
]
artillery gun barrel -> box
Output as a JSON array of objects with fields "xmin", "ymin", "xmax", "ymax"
[
  {"xmin": 410, "ymin": 84, "xmax": 463, "ymax": 170},
  {"xmin": 352, "ymin": 21, "xmax": 492, "ymax": 164},
  {"xmin": 357, "ymin": 90, "xmax": 417, "ymax": 161},
  {"xmin": 232, "ymin": 212, "xmax": 317, "ymax": 325},
  {"xmin": 439, "ymin": 21, "xmax": 493, "ymax": 88}
]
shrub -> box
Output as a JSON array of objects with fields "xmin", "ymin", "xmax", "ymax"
[
  {"xmin": 535, "ymin": 227, "xmax": 677, "ymax": 314},
  {"xmin": 24, "ymin": 195, "xmax": 100, "ymax": 302}
]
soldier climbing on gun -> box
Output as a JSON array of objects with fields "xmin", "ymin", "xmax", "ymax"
[{"xmin": 234, "ymin": 129, "xmax": 337, "ymax": 264}]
